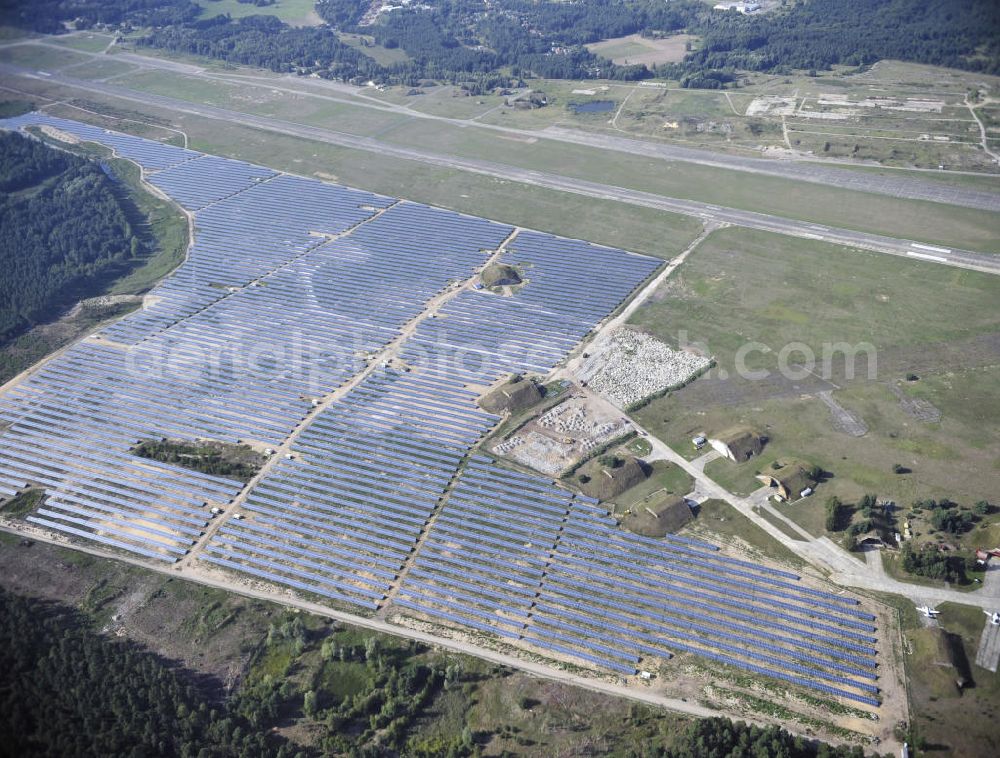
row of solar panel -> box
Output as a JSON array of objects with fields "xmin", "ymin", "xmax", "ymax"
[
  {"xmin": 392, "ymin": 460, "xmax": 878, "ymax": 703},
  {"xmin": 537, "ymin": 571, "xmax": 877, "ymax": 685},
  {"xmin": 0, "ymin": 113, "xmax": 199, "ymax": 170},
  {"xmin": 0, "ymin": 118, "xmax": 882, "ymax": 707}
]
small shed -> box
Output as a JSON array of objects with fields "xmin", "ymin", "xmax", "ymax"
[
  {"xmin": 756, "ymin": 463, "xmax": 815, "ymax": 501},
  {"xmin": 857, "ymin": 530, "xmax": 886, "ymax": 548},
  {"xmin": 709, "ymin": 426, "xmax": 763, "ymax": 462},
  {"xmin": 580, "ymin": 456, "xmax": 646, "ymax": 501}
]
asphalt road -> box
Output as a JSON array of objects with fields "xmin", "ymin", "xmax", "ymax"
[{"xmin": 5, "ymin": 64, "xmax": 999, "ymax": 276}]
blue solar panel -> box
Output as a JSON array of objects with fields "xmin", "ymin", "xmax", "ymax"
[{"xmin": 0, "ymin": 114, "xmax": 883, "ymax": 708}]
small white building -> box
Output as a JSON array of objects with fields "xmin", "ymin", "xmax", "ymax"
[{"xmin": 713, "ymin": 1, "xmax": 760, "ymax": 13}]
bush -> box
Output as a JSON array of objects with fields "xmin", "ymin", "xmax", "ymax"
[
  {"xmin": 901, "ymin": 543, "xmax": 968, "ymax": 584},
  {"xmin": 824, "ymin": 496, "xmax": 851, "ymax": 532},
  {"xmin": 930, "ymin": 508, "xmax": 974, "ymax": 535}
]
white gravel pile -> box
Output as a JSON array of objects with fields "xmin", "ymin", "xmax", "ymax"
[{"xmin": 583, "ymin": 328, "xmax": 711, "ymax": 407}]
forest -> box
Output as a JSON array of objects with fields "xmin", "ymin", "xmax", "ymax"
[
  {"xmin": 2, "ymin": 0, "xmax": 997, "ymax": 84},
  {"xmin": 0, "ymin": 588, "xmax": 292, "ymax": 757},
  {"xmin": 686, "ymin": 0, "xmax": 1000, "ymax": 76},
  {"xmin": 0, "ymin": 587, "xmax": 875, "ymax": 757},
  {"xmin": 0, "ymin": 132, "xmax": 143, "ymax": 345},
  {"xmin": 132, "ymin": 439, "xmax": 263, "ymax": 482}
]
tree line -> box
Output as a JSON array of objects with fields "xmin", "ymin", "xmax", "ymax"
[
  {"xmin": 0, "ymin": 588, "xmax": 295, "ymax": 757},
  {"xmin": 0, "ymin": 587, "xmax": 877, "ymax": 757},
  {"xmin": 0, "ymin": 132, "xmax": 144, "ymax": 344},
  {"xmin": 3, "ymin": 0, "xmax": 997, "ymax": 85},
  {"xmin": 686, "ymin": 0, "xmax": 1000, "ymax": 76}
]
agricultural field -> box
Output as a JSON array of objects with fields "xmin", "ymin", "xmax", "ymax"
[
  {"xmin": 587, "ymin": 33, "xmax": 696, "ymax": 66},
  {"xmin": 336, "ymin": 32, "xmax": 411, "ymax": 67},
  {"xmin": 197, "ymin": 0, "xmax": 322, "ymax": 26},
  {"xmin": 629, "ymin": 227, "xmax": 1000, "ymax": 523}
]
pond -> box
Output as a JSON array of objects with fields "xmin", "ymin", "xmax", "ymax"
[{"xmin": 568, "ymin": 99, "xmax": 616, "ymax": 114}]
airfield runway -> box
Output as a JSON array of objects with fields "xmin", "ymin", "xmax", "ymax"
[
  {"xmin": 976, "ymin": 621, "xmax": 1000, "ymax": 673},
  {"xmin": 8, "ymin": 38, "xmax": 999, "ymax": 214},
  {"xmin": 541, "ymin": 126, "xmax": 1000, "ymax": 214},
  {"xmin": 4, "ymin": 63, "xmax": 999, "ymax": 276}
]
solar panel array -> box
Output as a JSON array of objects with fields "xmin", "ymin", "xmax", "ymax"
[
  {"xmin": 537, "ymin": 497, "xmax": 880, "ymax": 705},
  {"xmin": 396, "ymin": 458, "xmax": 572, "ymax": 638},
  {"xmin": 402, "ymin": 232, "xmax": 661, "ymax": 380},
  {"xmin": 0, "ymin": 112, "xmax": 198, "ymax": 170},
  {"xmin": 391, "ymin": 456, "xmax": 880, "ymax": 705},
  {"xmin": 0, "ymin": 115, "xmax": 508, "ymax": 563},
  {"xmin": 0, "ymin": 116, "xmax": 880, "ymax": 706}
]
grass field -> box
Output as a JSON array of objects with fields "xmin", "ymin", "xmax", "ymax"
[
  {"xmin": 754, "ymin": 505, "xmax": 810, "ymax": 541},
  {"xmin": 0, "ymin": 42, "xmax": 89, "ymax": 71},
  {"xmin": 609, "ymin": 459, "xmax": 695, "ymax": 515},
  {"xmin": 402, "ymin": 85, "xmax": 509, "ymax": 121},
  {"xmin": 337, "ymin": 33, "xmax": 411, "ymax": 67},
  {"xmin": 900, "ymin": 600, "xmax": 1000, "ymax": 755},
  {"xmin": 586, "ymin": 34, "xmax": 696, "ymax": 66},
  {"xmin": 57, "ymin": 61, "xmax": 1000, "ymax": 253},
  {"xmin": 629, "ymin": 227, "xmax": 1000, "ymax": 519},
  {"xmin": 198, "ymin": 0, "xmax": 321, "ymax": 26},
  {"xmin": 104, "ymin": 158, "xmax": 189, "ymax": 294},
  {"xmin": 114, "ymin": 69, "xmax": 413, "ymax": 136},
  {"xmin": 67, "ymin": 57, "xmax": 139, "ymax": 81},
  {"xmin": 45, "ymin": 32, "xmax": 113, "ymax": 53},
  {"xmin": 378, "ymin": 117, "xmax": 1000, "ymax": 253},
  {"xmin": 803, "ymin": 162, "xmax": 1000, "ymax": 192},
  {"xmin": 685, "ymin": 498, "xmax": 805, "ymax": 569},
  {"xmin": 588, "ymin": 37, "xmax": 651, "ymax": 62}
]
